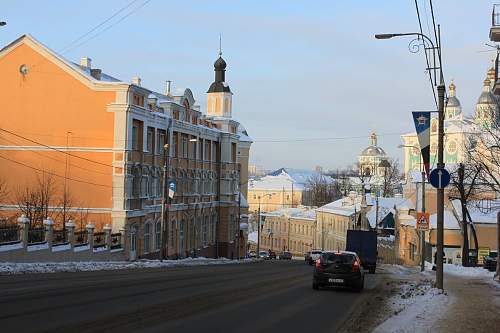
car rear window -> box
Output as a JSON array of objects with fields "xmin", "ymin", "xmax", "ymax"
[
  {"xmin": 311, "ymin": 251, "xmax": 322, "ymax": 254},
  {"xmin": 323, "ymin": 253, "xmax": 355, "ymax": 264}
]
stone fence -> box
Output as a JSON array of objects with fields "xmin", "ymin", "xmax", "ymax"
[{"xmin": 0, "ymin": 215, "xmax": 126, "ymax": 262}]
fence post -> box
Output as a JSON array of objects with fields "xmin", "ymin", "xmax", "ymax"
[
  {"xmin": 43, "ymin": 217, "xmax": 54, "ymax": 249},
  {"xmin": 65, "ymin": 220, "xmax": 75, "ymax": 248},
  {"xmin": 86, "ymin": 223, "xmax": 95, "ymax": 250},
  {"xmin": 17, "ymin": 215, "xmax": 30, "ymax": 248},
  {"xmin": 103, "ymin": 224, "xmax": 112, "ymax": 250}
]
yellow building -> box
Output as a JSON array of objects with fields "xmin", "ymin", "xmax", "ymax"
[
  {"xmin": 259, "ymin": 207, "xmax": 316, "ymax": 257},
  {"xmin": 248, "ymin": 169, "xmax": 303, "ymax": 213}
]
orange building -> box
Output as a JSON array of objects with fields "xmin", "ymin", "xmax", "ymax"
[{"xmin": 0, "ymin": 35, "xmax": 251, "ymax": 260}]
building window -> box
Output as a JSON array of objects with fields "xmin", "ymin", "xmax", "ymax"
[
  {"xmin": 157, "ymin": 131, "xmax": 165, "ymax": 155},
  {"xmin": 182, "ymin": 135, "xmax": 188, "ymax": 158},
  {"xmin": 204, "ymin": 140, "xmax": 210, "ymax": 161},
  {"xmin": 132, "ymin": 93, "xmax": 144, "ymax": 107},
  {"xmin": 203, "ymin": 216, "xmax": 208, "ymax": 246},
  {"xmin": 132, "ymin": 125, "xmax": 138, "ymax": 150},
  {"xmin": 155, "ymin": 221, "xmax": 161, "ymax": 250},
  {"xmin": 231, "ymin": 142, "xmax": 237, "ymax": 162},
  {"xmin": 146, "ymin": 127, "xmax": 154, "ymax": 153},
  {"xmin": 144, "ymin": 223, "xmax": 151, "ymax": 254},
  {"xmin": 172, "ymin": 132, "xmax": 178, "ymax": 157}
]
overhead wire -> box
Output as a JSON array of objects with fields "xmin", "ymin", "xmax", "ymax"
[
  {"xmin": 0, "ymin": 127, "xmax": 114, "ymax": 169},
  {"xmin": 0, "ymin": 154, "xmax": 112, "ymax": 188},
  {"xmin": 414, "ymin": 0, "xmax": 439, "ymax": 109}
]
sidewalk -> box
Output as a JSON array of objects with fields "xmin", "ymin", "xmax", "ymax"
[{"xmin": 372, "ymin": 264, "xmax": 500, "ymax": 333}]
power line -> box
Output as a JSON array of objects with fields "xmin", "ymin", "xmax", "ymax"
[
  {"xmin": 0, "ymin": 135, "xmax": 110, "ymax": 176},
  {"xmin": 0, "ymin": 127, "xmax": 114, "ymax": 169},
  {"xmin": 59, "ymin": 0, "xmax": 141, "ymax": 54},
  {"xmin": 63, "ymin": 0, "xmax": 153, "ymax": 54},
  {"xmin": 0, "ymin": 154, "xmax": 112, "ymax": 188},
  {"xmin": 253, "ymin": 132, "xmax": 404, "ymax": 143},
  {"xmin": 414, "ymin": 0, "xmax": 438, "ymax": 109}
]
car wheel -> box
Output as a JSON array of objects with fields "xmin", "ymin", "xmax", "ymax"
[{"xmin": 312, "ymin": 282, "xmax": 319, "ymax": 290}]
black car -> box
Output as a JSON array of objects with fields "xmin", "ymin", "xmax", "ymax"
[
  {"xmin": 312, "ymin": 251, "xmax": 364, "ymax": 292},
  {"xmin": 269, "ymin": 251, "xmax": 277, "ymax": 260},
  {"xmin": 483, "ymin": 251, "xmax": 498, "ymax": 272}
]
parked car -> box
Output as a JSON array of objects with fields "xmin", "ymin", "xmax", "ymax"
[
  {"xmin": 307, "ymin": 250, "xmax": 323, "ymax": 265},
  {"xmin": 248, "ymin": 250, "xmax": 257, "ymax": 258},
  {"xmin": 279, "ymin": 251, "xmax": 292, "ymax": 260},
  {"xmin": 483, "ymin": 251, "xmax": 498, "ymax": 272},
  {"xmin": 259, "ymin": 251, "xmax": 269, "ymax": 259},
  {"xmin": 312, "ymin": 251, "xmax": 365, "ymax": 292},
  {"xmin": 269, "ymin": 251, "xmax": 277, "ymax": 260}
]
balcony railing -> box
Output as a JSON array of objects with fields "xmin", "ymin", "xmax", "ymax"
[{"xmin": 28, "ymin": 228, "xmax": 45, "ymax": 244}]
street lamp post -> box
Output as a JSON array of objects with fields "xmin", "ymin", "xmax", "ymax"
[
  {"xmin": 257, "ymin": 193, "xmax": 275, "ymax": 254},
  {"xmin": 376, "ymin": 29, "xmax": 445, "ymax": 290},
  {"xmin": 160, "ymin": 143, "xmax": 170, "ymax": 261}
]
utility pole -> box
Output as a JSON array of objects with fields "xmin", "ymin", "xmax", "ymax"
[
  {"xmin": 436, "ymin": 81, "xmax": 445, "ymax": 290},
  {"xmin": 257, "ymin": 203, "xmax": 261, "ymax": 254},
  {"xmin": 160, "ymin": 141, "xmax": 170, "ymax": 261},
  {"xmin": 375, "ymin": 196, "xmax": 379, "ymax": 232},
  {"xmin": 237, "ymin": 170, "xmax": 241, "ymax": 260}
]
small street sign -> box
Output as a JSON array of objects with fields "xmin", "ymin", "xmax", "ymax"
[
  {"xmin": 168, "ymin": 180, "xmax": 176, "ymax": 199},
  {"xmin": 429, "ymin": 168, "xmax": 450, "ymax": 189},
  {"xmin": 416, "ymin": 212, "xmax": 430, "ymax": 231}
]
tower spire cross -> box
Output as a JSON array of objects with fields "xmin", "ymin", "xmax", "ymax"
[{"xmin": 219, "ymin": 33, "xmax": 222, "ymax": 56}]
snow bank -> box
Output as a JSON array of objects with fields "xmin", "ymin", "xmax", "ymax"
[
  {"xmin": 443, "ymin": 263, "xmax": 495, "ymax": 278},
  {"xmin": 0, "ymin": 257, "xmax": 258, "ymax": 275},
  {"xmin": 373, "ymin": 278, "xmax": 449, "ymax": 333},
  {"xmin": 378, "ymin": 264, "xmax": 419, "ymax": 276}
]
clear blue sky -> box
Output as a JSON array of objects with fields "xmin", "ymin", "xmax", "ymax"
[{"xmin": 1, "ymin": 0, "xmax": 495, "ymax": 171}]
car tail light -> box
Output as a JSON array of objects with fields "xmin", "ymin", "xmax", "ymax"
[
  {"xmin": 352, "ymin": 260, "xmax": 360, "ymax": 272},
  {"xmin": 315, "ymin": 258, "xmax": 322, "ymax": 269}
]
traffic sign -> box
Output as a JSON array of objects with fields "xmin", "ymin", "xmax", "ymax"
[
  {"xmin": 429, "ymin": 168, "xmax": 450, "ymax": 189},
  {"xmin": 416, "ymin": 212, "xmax": 429, "ymax": 231}
]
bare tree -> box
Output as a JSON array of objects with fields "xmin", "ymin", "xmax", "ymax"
[
  {"xmin": 14, "ymin": 172, "xmax": 56, "ymax": 228},
  {"xmin": 302, "ymin": 174, "xmax": 342, "ymax": 207},
  {"xmin": 0, "ymin": 177, "xmax": 7, "ymax": 203},
  {"xmin": 465, "ymin": 117, "xmax": 500, "ymax": 278},
  {"xmin": 449, "ymin": 163, "xmax": 483, "ymax": 266},
  {"xmin": 380, "ymin": 158, "xmax": 403, "ymax": 197}
]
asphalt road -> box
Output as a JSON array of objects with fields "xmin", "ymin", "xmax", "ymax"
[{"xmin": 0, "ymin": 260, "xmax": 382, "ymax": 333}]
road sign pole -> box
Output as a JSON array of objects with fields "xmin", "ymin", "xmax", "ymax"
[{"xmin": 421, "ymin": 170, "xmax": 426, "ymax": 272}]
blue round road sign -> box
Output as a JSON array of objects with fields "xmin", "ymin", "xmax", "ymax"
[{"xmin": 429, "ymin": 168, "xmax": 450, "ymax": 189}]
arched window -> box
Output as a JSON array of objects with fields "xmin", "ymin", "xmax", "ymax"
[
  {"xmin": 132, "ymin": 167, "xmax": 141, "ymax": 197},
  {"xmin": 144, "ymin": 223, "xmax": 151, "ymax": 254},
  {"xmin": 155, "ymin": 221, "xmax": 161, "ymax": 251}
]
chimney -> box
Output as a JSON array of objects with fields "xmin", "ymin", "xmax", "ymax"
[
  {"xmin": 80, "ymin": 57, "xmax": 92, "ymax": 68},
  {"xmin": 132, "ymin": 76, "xmax": 141, "ymax": 86},
  {"xmin": 165, "ymin": 80, "xmax": 172, "ymax": 95},
  {"xmin": 90, "ymin": 68, "xmax": 102, "ymax": 80}
]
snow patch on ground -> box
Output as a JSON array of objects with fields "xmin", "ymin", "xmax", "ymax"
[
  {"xmin": 0, "ymin": 257, "xmax": 258, "ymax": 275},
  {"xmin": 378, "ymin": 264, "xmax": 420, "ymax": 276},
  {"xmin": 443, "ymin": 263, "xmax": 496, "ymax": 278},
  {"xmin": 373, "ymin": 278, "xmax": 449, "ymax": 333}
]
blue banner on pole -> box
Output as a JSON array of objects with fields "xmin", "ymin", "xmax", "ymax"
[{"xmin": 412, "ymin": 112, "xmax": 431, "ymax": 180}]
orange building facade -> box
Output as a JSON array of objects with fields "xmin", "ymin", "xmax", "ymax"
[{"xmin": 0, "ymin": 35, "xmax": 251, "ymax": 260}]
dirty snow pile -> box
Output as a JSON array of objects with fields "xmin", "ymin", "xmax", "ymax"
[
  {"xmin": 0, "ymin": 257, "xmax": 257, "ymax": 275},
  {"xmin": 443, "ymin": 263, "xmax": 496, "ymax": 278},
  {"xmin": 373, "ymin": 278, "xmax": 448, "ymax": 333}
]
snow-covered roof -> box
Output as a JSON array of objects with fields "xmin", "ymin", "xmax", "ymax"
[
  {"xmin": 366, "ymin": 195, "xmax": 414, "ymax": 211},
  {"xmin": 238, "ymin": 192, "xmax": 249, "ymax": 209},
  {"xmin": 451, "ymin": 199, "xmax": 499, "ymax": 224},
  {"xmin": 399, "ymin": 214, "xmax": 417, "ymax": 227},
  {"xmin": 261, "ymin": 206, "xmax": 316, "ymax": 220},
  {"xmin": 248, "ymin": 231, "xmax": 257, "ymax": 243},
  {"xmin": 249, "ymin": 169, "xmax": 304, "ymax": 191},
  {"xmin": 429, "ymin": 210, "xmax": 460, "ymax": 230},
  {"xmin": 317, "ymin": 197, "xmax": 361, "ymax": 216},
  {"xmin": 237, "ymin": 124, "xmax": 253, "ymax": 143}
]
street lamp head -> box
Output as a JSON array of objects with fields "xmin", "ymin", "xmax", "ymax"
[
  {"xmin": 163, "ymin": 144, "xmax": 169, "ymax": 148},
  {"xmin": 375, "ymin": 33, "xmax": 395, "ymax": 40},
  {"xmin": 0, "ymin": 22, "xmax": 6, "ymax": 27},
  {"xmin": 189, "ymin": 138, "xmax": 197, "ymax": 142},
  {"xmin": 397, "ymin": 144, "xmax": 404, "ymax": 148}
]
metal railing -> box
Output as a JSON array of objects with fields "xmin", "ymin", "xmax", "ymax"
[
  {"xmin": 52, "ymin": 230, "xmax": 66, "ymax": 244},
  {"xmin": 493, "ymin": 4, "xmax": 500, "ymax": 26},
  {"xmin": 111, "ymin": 233, "xmax": 122, "ymax": 249},
  {"xmin": 0, "ymin": 226, "xmax": 19, "ymax": 244},
  {"xmin": 93, "ymin": 232, "xmax": 106, "ymax": 248},
  {"xmin": 28, "ymin": 228, "xmax": 45, "ymax": 244},
  {"xmin": 74, "ymin": 230, "xmax": 88, "ymax": 245}
]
